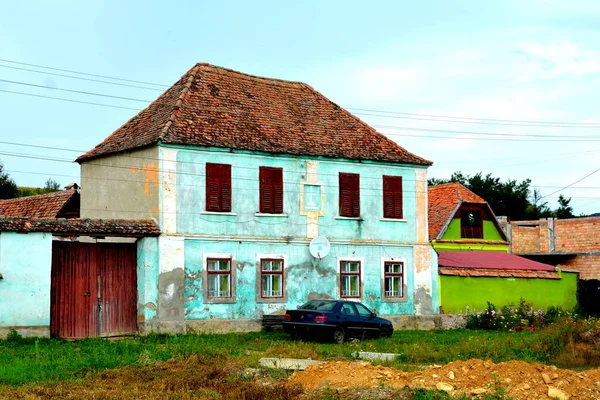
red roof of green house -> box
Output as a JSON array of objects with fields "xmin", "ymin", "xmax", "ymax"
[
  {"xmin": 0, "ymin": 190, "xmax": 79, "ymax": 219},
  {"xmin": 77, "ymin": 63, "xmax": 431, "ymax": 166},
  {"xmin": 428, "ymin": 182, "xmax": 487, "ymax": 240},
  {"xmin": 438, "ymin": 251, "xmax": 555, "ymax": 271}
]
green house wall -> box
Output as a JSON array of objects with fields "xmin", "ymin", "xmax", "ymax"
[{"xmin": 440, "ymin": 271, "xmax": 578, "ymax": 313}]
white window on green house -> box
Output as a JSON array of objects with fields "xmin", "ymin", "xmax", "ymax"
[
  {"xmin": 261, "ymin": 259, "xmax": 284, "ymax": 298},
  {"xmin": 207, "ymin": 258, "xmax": 231, "ymax": 298},
  {"xmin": 340, "ymin": 261, "xmax": 361, "ymax": 298},
  {"xmin": 384, "ymin": 262, "xmax": 403, "ymax": 298}
]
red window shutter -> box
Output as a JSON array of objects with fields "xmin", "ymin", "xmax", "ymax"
[
  {"xmin": 273, "ymin": 169, "xmax": 283, "ymax": 214},
  {"xmin": 339, "ymin": 173, "xmax": 360, "ymax": 217},
  {"xmin": 260, "ymin": 167, "xmax": 283, "ymax": 214},
  {"xmin": 206, "ymin": 163, "xmax": 220, "ymax": 211},
  {"xmin": 220, "ymin": 164, "xmax": 232, "ymax": 212},
  {"xmin": 206, "ymin": 163, "xmax": 231, "ymax": 212},
  {"xmin": 383, "ymin": 176, "xmax": 403, "ymax": 219}
]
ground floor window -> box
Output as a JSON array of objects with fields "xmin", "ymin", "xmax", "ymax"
[
  {"xmin": 207, "ymin": 258, "xmax": 232, "ymax": 298},
  {"xmin": 384, "ymin": 261, "xmax": 404, "ymax": 298},
  {"xmin": 261, "ymin": 259, "xmax": 284, "ymax": 298},
  {"xmin": 340, "ymin": 260, "xmax": 361, "ymax": 298}
]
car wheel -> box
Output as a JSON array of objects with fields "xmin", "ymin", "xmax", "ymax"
[
  {"xmin": 332, "ymin": 327, "xmax": 346, "ymax": 344},
  {"xmin": 379, "ymin": 327, "xmax": 392, "ymax": 338}
]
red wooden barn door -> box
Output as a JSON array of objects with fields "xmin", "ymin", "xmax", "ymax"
[
  {"xmin": 97, "ymin": 243, "xmax": 138, "ymax": 337},
  {"xmin": 51, "ymin": 242, "xmax": 138, "ymax": 339}
]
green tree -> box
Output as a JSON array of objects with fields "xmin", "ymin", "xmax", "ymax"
[
  {"xmin": 526, "ymin": 188, "xmax": 552, "ymax": 219},
  {"xmin": 0, "ymin": 160, "xmax": 18, "ymax": 199},
  {"xmin": 554, "ymin": 194, "xmax": 574, "ymax": 219},
  {"xmin": 428, "ymin": 171, "xmax": 532, "ymax": 220},
  {"xmin": 43, "ymin": 178, "xmax": 61, "ymax": 192}
]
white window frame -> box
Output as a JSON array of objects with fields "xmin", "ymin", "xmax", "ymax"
[
  {"xmin": 380, "ymin": 256, "xmax": 408, "ymax": 303},
  {"xmin": 337, "ymin": 256, "xmax": 364, "ymax": 300},
  {"xmin": 256, "ymin": 253, "xmax": 288, "ymax": 303},
  {"xmin": 203, "ymin": 252, "xmax": 236, "ymax": 304}
]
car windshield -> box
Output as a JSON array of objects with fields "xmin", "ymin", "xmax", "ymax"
[{"xmin": 299, "ymin": 300, "xmax": 335, "ymax": 311}]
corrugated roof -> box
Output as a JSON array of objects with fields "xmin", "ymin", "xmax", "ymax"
[
  {"xmin": 438, "ymin": 251, "xmax": 555, "ymax": 271},
  {"xmin": 439, "ymin": 266, "xmax": 561, "ymax": 279},
  {"xmin": 428, "ymin": 182, "xmax": 487, "ymax": 240},
  {"xmin": 77, "ymin": 63, "xmax": 431, "ymax": 166}
]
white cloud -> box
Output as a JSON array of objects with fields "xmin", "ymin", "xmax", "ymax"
[{"xmin": 514, "ymin": 41, "xmax": 600, "ymax": 81}]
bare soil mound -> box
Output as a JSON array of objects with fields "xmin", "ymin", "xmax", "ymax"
[{"xmin": 290, "ymin": 359, "xmax": 600, "ymax": 399}]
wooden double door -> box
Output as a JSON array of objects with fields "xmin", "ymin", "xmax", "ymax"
[{"xmin": 50, "ymin": 241, "xmax": 138, "ymax": 339}]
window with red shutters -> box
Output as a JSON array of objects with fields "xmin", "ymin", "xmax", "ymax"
[
  {"xmin": 259, "ymin": 167, "xmax": 283, "ymax": 214},
  {"xmin": 205, "ymin": 163, "xmax": 232, "ymax": 212},
  {"xmin": 383, "ymin": 176, "xmax": 403, "ymax": 219},
  {"xmin": 339, "ymin": 173, "xmax": 360, "ymax": 217}
]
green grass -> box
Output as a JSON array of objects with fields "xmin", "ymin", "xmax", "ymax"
[{"xmin": 0, "ymin": 327, "xmax": 589, "ymax": 388}]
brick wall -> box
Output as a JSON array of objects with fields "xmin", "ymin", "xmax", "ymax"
[
  {"xmin": 555, "ymin": 218, "xmax": 600, "ymax": 253},
  {"xmin": 507, "ymin": 217, "xmax": 600, "ymax": 280}
]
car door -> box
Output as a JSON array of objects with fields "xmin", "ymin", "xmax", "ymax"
[
  {"xmin": 355, "ymin": 303, "xmax": 379, "ymax": 338},
  {"xmin": 340, "ymin": 302, "xmax": 362, "ymax": 337}
]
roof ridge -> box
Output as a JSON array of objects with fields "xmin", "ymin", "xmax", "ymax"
[
  {"xmin": 159, "ymin": 64, "xmax": 201, "ymax": 141},
  {"xmin": 429, "ymin": 182, "xmax": 462, "ymax": 189},
  {"xmin": 0, "ymin": 190, "xmax": 73, "ymax": 203},
  {"xmin": 195, "ymin": 62, "xmax": 306, "ymax": 85}
]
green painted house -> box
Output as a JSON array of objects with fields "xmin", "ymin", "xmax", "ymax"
[{"xmin": 428, "ymin": 183, "xmax": 577, "ymax": 314}]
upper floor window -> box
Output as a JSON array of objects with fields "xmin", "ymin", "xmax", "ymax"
[
  {"xmin": 383, "ymin": 176, "xmax": 403, "ymax": 219},
  {"xmin": 339, "ymin": 173, "xmax": 360, "ymax": 217},
  {"xmin": 207, "ymin": 258, "xmax": 232, "ymax": 298},
  {"xmin": 259, "ymin": 167, "xmax": 283, "ymax": 214},
  {"xmin": 461, "ymin": 209, "xmax": 483, "ymax": 239},
  {"xmin": 206, "ymin": 163, "xmax": 231, "ymax": 212},
  {"xmin": 340, "ymin": 260, "xmax": 361, "ymax": 298},
  {"xmin": 384, "ymin": 262, "xmax": 404, "ymax": 298},
  {"xmin": 260, "ymin": 259, "xmax": 284, "ymax": 298}
]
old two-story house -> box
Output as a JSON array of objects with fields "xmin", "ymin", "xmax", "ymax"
[
  {"xmin": 428, "ymin": 183, "xmax": 576, "ymax": 314},
  {"xmin": 76, "ymin": 63, "xmax": 439, "ymax": 333}
]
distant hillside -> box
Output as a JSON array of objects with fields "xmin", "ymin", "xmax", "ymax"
[{"xmin": 590, "ymin": 213, "xmax": 600, "ymax": 217}]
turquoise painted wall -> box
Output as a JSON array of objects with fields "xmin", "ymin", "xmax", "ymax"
[
  {"xmin": 137, "ymin": 237, "xmax": 159, "ymax": 324},
  {"xmin": 183, "ymin": 239, "xmax": 419, "ymax": 318},
  {"xmin": 0, "ymin": 232, "xmax": 52, "ymax": 327},
  {"xmin": 174, "ymin": 146, "xmax": 419, "ymax": 242},
  {"xmin": 440, "ymin": 272, "xmax": 578, "ymax": 313}
]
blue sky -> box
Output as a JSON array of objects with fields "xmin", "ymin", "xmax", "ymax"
[{"xmin": 1, "ymin": 0, "xmax": 599, "ymax": 215}]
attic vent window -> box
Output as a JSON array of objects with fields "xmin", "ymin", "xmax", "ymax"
[{"xmin": 461, "ymin": 210, "xmax": 483, "ymax": 239}]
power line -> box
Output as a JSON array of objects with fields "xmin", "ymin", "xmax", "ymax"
[
  {"xmin": 2, "ymin": 85, "xmax": 600, "ymax": 142},
  {"xmin": 0, "ymin": 79, "xmax": 153, "ymax": 103},
  {"xmin": 0, "ymin": 58, "xmax": 169, "ymax": 88},
  {"xmin": 349, "ymin": 108, "xmax": 600, "ymax": 128},
  {"xmin": 541, "ymin": 166, "xmax": 600, "ymax": 199},
  {"xmin": 0, "ymin": 64, "xmax": 164, "ymax": 91},
  {"xmin": 3, "ymin": 57, "xmax": 600, "ymax": 128},
  {"xmin": 0, "ymin": 89, "xmax": 140, "ymax": 111}
]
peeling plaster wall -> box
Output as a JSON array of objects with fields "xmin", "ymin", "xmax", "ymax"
[
  {"xmin": 80, "ymin": 146, "xmax": 159, "ymax": 220},
  {"xmin": 0, "ymin": 232, "xmax": 52, "ymax": 337},
  {"xmin": 183, "ymin": 239, "xmax": 419, "ymax": 320},
  {"xmin": 137, "ymin": 237, "xmax": 159, "ymax": 332},
  {"xmin": 154, "ymin": 144, "xmax": 438, "ymax": 329}
]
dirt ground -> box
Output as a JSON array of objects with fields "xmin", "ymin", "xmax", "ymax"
[{"xmin": 290, "ymin": 359, "xmax": 600, "ymax": 399}]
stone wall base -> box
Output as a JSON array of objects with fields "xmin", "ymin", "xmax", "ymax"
[
  {"xmin": 186, "ymin": 319, "xmax": 262, "ymax": 334},
  {"xmin": 0, "ymin": 325, "xmax": 50, "ymax": 339},
  {"xmin": 386, "ymin": 315, "xmax": 441, "ymax": 330}
]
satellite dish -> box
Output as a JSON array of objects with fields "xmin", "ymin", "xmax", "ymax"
[{"xmin": 309, "ymin": 236, "xmax": 331, "ymax": 259}]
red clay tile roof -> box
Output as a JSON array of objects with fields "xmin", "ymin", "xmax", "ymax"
[
  {"xmin": 0, "ymin": 191, "xmax": 79, "ymax": 218},
  {"xmin": 438, "ymin": 251, "xmax": 555, "ymax": 271},
  {"xmin": 77, "ymin": 63, "xmax": 431, "ymax": 166},
  {"xmin": 0, "ymin": 217, "xmax": 160, "ymax": 236},
  {"xmin": 438, "ymin": 267, "xmax": 561, "ymax": 279},
  {"xmin": 428, "ymin": 182, "xmax": 487, "ymax": 240}
]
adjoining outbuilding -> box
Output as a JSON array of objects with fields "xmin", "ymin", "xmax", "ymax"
[{"xmin": 428, "ymin": 182, "xmax": 577, "ymax": 314}]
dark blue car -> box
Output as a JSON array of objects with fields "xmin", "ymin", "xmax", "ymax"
[{"xmin": 282, "ymin": 299, "xmax": 394, "ymax": 344}]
